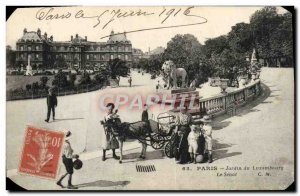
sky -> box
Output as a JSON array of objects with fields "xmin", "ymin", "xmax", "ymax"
[{"xmin": 6, "ymin": 6, "xmax": 287, "ymax": 52}]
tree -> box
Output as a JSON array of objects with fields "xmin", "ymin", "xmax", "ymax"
[
  {"xmin": 164, "ymin": 34, "xmax": 202, "ymax": 69},
  {"xmin": 148, "ymin": 54, "xmax": 164, "ymax": 74},
  {"xmin": 6, "ymin": 45, "xmax": 16, "ymax": 68},
  {"xmin": 250, "ymin": 7, "xmax": 282, "ymax": 62},
  {"xmin": 52, "ymin": 69, "xmax": 69, "ymax": 88},
  {"xmin": 202, "ymin": 36, "xmax": 229, "ymax": 58},
  {"xmin": 68, "ymin": 73, "xmax": 77, "ymax": 87},
  {"xmin": 94, "ymin": 72, "xmax": 108, "ymax": 86},
  {"xmin": 107, "ymin": 58, "xmax": 130, "ymax": 79},
  {"xmin": 227, "ymin": 23, "xmax": 253, "ymax": 55}
]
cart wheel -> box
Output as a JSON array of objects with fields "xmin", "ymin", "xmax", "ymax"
[
  {"xmin": 164, "ymin": 141, "xmax": 174, "ymax": 158},
  {"xmin": 150, "ymin": 134, "xmax": 165, "ymax": 149}
]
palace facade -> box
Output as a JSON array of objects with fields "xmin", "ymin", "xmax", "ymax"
[{"xmin": 15, "ymin": 28, "xmax": 133, "ymax": 69}]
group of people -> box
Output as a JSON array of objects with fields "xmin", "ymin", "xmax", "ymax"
[
  {"xmin": 55, "ymin": 103, "xmax": 213, "ymax": 189},
  {"xmin": 173, "ymin": 107, "xmax": 213, "ymax": 164}
]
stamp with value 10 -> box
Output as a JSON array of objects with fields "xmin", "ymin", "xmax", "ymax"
[{"xmin": 18, "ymin": 126, "xmax": 65, "ymax": 180}]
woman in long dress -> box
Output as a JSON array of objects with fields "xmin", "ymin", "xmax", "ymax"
[
  {"xmin": 102, "ymin": 103, "xmax": 120, "ymax": 161},
  {"xmin": 174, "ymin": 107, "xmax": 193, "ymax": 164}
]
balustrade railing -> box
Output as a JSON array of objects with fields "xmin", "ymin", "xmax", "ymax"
[{"xmin": 199, "ymin": 80, "xmax": 261, "ymax": 117}]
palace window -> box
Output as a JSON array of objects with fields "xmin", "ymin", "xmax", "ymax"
[
  {"xmin": 86, "ymin": 54, "xmax": 89, "ymax": 60},
  {"xmin": 36, "ymin": 54, "xmax": 39, "ymax": 59},
  {"xmin": 20, "ymin": 46, "xmax": 24, "ymax": 51},
  {"xmin": 28, "ymin": 46, "xmax": 32, "ymax": 51},
  {"xmin": 125, "ymin": 55, "xmax": 128, "ymax": 60},
  {"xmin": 36, "ymin": 46, "xmax": 39, "ymax": 50},
  {"xmin": 110, "ymin": 54, "xmax": 114, "ymax": 60}
]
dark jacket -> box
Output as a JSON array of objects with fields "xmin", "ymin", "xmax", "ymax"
[
  {"xmin": 47, "ymin": 94, "xmax": 57, "ymax": 107},
  {"xmin": 141, "ymin": 110, "xmax": 148, "ymax": 122}
]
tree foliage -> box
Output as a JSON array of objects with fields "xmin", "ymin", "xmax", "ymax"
[{"xmin": 107, "ymin": 58, "xmax": 130, "ymax": 79}]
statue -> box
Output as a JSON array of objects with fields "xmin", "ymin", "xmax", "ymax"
[
  {"xmin": 25, "ymin": 55, "xmax": 33, "ymax": 76},
  {"xmin": 250, "ymin": 48, "xmax": 261, "ymax": 81},
  {"xmin": 161, "ymin": 60, "xmax": 187, "ymax": 89}
]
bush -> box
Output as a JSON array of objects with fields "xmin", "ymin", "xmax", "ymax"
[
  {"xmin": 40, "ymin": 76, "xmax": 48, "ymax": 88},
  {"xmin": 79, "ymin": 71, "xmax": 91, "ymax": 86},
  {"xmin": 25, "ymin": 84, "xmax": 31, "ymax": 91}
]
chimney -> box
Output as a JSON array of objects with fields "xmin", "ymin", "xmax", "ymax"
[
  {"xmin": 76, "ymin": 34, "xmax": 78, "ymax": 38},
  {"xmin": 50, "ymin": 35, "xmax": 53, "ymax": 42},
  {"xmin": 71, "ymin": 35, "xmax": 73, "ymax": 41},
  {"xmin": 85, "ymin": 36, "xmax": 87, "ymax": 41},
  {"xmin": 23, "ymin": 28, "xmax": 27, "ymax": 35},
  {"xmin": 123, "ymin": 32, "xmax": 126, "ymax": 38},
  {"xmin": 44, "ymin": 32, "xmax": 47, "ymax": 39},
  {"xmin": 37, "ymin": 28, "xmax": 41, "ymax": 37}
]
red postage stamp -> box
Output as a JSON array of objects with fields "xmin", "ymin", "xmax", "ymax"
[{"xmin": 18, "ymin": 126, "xmax": 65, "ymax": 179}]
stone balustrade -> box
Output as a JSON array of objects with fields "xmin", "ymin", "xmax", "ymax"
[{"xmin": 199, "ymin": 80, "xmax": 261, "ymax": 117}]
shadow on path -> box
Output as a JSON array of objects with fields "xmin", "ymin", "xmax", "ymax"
[
  {"xmin": 76, "ymin": 180, "xmax": 130, "ymax": 188},
  {"xmin": 212, "ymin": 82, "xmax": 272, "ymax": 127},
  {"xmin": 50, "ymin": 117, "xmax": 85, "ymax": 122},
  {"xmin": 213, "ymin": 139, "xmax": 241, "ymax": 161},
  {"xmin": 122, "ymin": 149, "xmax": 165, "ymax": 163}
]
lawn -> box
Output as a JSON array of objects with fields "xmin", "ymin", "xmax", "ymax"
[{"xmin": 6, "ymin": 75, "xmax": 54, "ymax": 91}]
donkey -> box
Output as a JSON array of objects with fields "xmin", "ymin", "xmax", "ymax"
[{"xmin": 101, "ymin": 118, "xmax": 149, "ymax": 164}]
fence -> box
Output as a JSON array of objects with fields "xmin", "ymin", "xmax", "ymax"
[
  {"xmin": 7, "ymin": 83, "xmax": 106, "ymax": 101},
  {"xmin": 199, "ymin": 80, "xmax": 261, "ymax": 117}
]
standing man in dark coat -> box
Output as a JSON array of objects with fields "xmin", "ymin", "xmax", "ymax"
[
  {"xmin": 141, "ymin": 104, "xmax": 149, "ymax": 122},
  {"xmin": 45, "ymin": 88, "xmax": 57, "ymax": 123},
  {"xmin": 141, "ymin": 104, "xmax": 151, "ymax": 135}
]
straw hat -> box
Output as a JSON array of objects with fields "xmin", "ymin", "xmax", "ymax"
[{"xmin": 200, "ymin": 115, "xmax": 212, "ymax": 123}]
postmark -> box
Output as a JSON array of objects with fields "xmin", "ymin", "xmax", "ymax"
[{"xmin": 18, "ymin": 126, "xmax": 64, "ymax": 179}]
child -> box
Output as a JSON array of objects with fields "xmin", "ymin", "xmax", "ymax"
[
  {"xmin": 200, "ymin": 115, "xmax": 213, "ymax": 163},
  {"xmin": 188, "ymin": 124, "xmax": 201, "ymax": 163}
]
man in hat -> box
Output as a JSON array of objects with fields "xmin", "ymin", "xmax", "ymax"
[
  {"xmin": 200, "ymin": 115, "xmax": 213, "ymax": 163},
  {"xmin": 45, "ymin": 88, "xmax": 57, "ymax": 123},
  {"xmin": 56, "ymin": 131, "xmax": 79, "ymax": 189}
]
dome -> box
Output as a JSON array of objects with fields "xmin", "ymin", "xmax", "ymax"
[{"xmin": 108, "ymin": 31, "xmax": 130, "ymax": 43}]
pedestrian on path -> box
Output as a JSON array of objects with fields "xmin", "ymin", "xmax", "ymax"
[
  {"xmin": 200, "ymin": 115, "xmax": 213, "ymax": 163},
  {"xmin": 128, "ymin": 77, "xmax": 132, "ymax": 87},
  {"xmin": 56, "ymin": 131, "xmax": 79, "ymax": 189},
  {"xmin": 45, "ymin": 88, "xmax": 57, "ymax": 123}
]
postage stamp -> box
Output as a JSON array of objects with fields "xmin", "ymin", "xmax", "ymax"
[{"xmin": 18, "ymin": 126, "xmax": 65, "ymax": 180}]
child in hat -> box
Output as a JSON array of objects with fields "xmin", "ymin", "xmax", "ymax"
[{"xmin": 200, "ymin": 115, "xmax": 213, "ymax": 163}]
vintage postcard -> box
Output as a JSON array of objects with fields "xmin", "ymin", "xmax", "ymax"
[{"xmin": 6, "ymin": 6, "xmax": 295, "ymax": 191}]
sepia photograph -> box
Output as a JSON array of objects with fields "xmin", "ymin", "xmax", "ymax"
[{"xmin": 5, "ymin": 6, "xmax": 295, "ymax": 191}]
